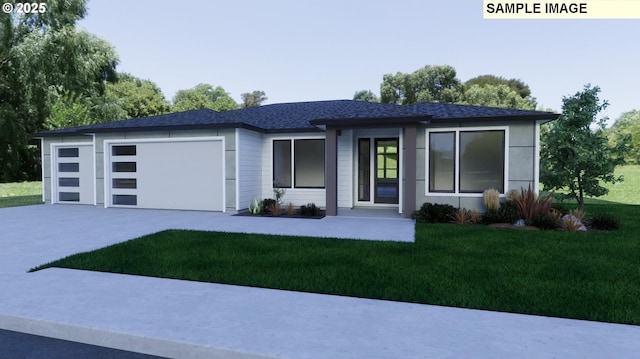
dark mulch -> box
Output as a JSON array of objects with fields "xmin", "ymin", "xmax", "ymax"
[{"xmin": 233, "ymin": 210, "xmax": 325, "ymax": 219}]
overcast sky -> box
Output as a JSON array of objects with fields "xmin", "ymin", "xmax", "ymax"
[{"xmin": 79, "ymin": 0, "xmax": 639, "ymax": 123}]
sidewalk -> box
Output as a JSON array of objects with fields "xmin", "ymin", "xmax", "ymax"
[{"xmin": 1, "ymin": 205, "xmax": 639, "ymax": 359}]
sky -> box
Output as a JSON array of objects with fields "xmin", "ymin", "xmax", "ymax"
[{"xmin": 78, "ymin": 0, "xmax": 639, "ymax": 123}]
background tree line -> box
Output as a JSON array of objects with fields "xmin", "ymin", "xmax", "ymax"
[{"xmin": 1, "ymin": 1, "xmax": 638, "ymax": 204}]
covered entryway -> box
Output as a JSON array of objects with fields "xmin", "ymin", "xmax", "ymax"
[
  {"xmin": 51, "ymin": 143, "xmax": 95, "ymax": 205},
  {"xmin": 105, "ymin": 137, "xmax": 225, "ymax": 211}
]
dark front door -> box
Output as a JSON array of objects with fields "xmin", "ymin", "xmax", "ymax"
[{"xmin": 374, "ymin": 138, "xmax": 399, "ymax": 204}]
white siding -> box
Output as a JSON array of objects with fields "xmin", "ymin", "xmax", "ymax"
[
  {"xmin": 236, "ymin": 128, "xmax": 263, "ymax": 210},
  {"xmin": 261, "ymin": 133, "xmax": 326, "ymax": 207},
  {"xmin": 337, "ymin": 129, "xmax": 353, "ymax": 208}
]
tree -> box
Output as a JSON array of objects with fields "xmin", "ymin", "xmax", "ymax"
[
  {"xmin": 240, "ymin": 90, "xmax": 268, "ymax": 108},
  {"xmin": 465, "ymin": 75, "xmax": 532, "ymax": 98},
  {"xmin": 608, "ymin": 110, "xmax": 640, "ymax": 164},
  {"xmin": 353, "ymin": 90, "xmax": 379, "ymax": 102},
  {"xmin": 0, "ymin": 0, "xmax": 119, "ymax": 181},
  {"xmin": 380, "ymin": 65, "xmax": 464, "ymax": 105},
  {"xmin": 44, "ymin": 91, "xmax": 91, "ymax": 130},
  {"xmin": 462, "ymin": 84, "xmax": 536, "ymax": 110},
  {"xmin": 106, "ymin": 73, "xmax": 171, "ymax": 118},
  {"xmin": 540, "ymin": 85, "xmax": 630, "ymax": 211},
  {"xmin": 172, "ymin": 84, "xmax": 237, "ymax": 112}
]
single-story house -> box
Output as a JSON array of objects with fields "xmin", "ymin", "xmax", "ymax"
[{"xmin": 33, "ymin": 100, "xmax": 559, "ymax": 218}]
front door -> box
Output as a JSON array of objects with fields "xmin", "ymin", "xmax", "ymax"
[{"xmin": 374, "ymin": 138, "xmax": 399, "ymax": 204}]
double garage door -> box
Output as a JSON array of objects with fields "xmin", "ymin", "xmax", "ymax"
[{"xmin": 53, "ymin": 138, "xmax": 225, "ymax": 211}]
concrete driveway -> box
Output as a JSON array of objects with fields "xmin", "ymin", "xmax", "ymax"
[{"xmin": 1, "ymin": 205, "xmax": 639, "ymax": 359}]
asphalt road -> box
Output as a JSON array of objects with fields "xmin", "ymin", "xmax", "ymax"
[{"xmin": 0, "ymin": 329, "xmax": 169, "ymax": 359}]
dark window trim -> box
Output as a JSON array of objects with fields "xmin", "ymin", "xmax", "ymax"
[
  {"xmin": 428, "ymin": 131, "xmax": 456, "ymax": 194},
  {"xmin": 428, "ymin": 129, "xmax": 506, "ymax": 195},
  {"xmin": 273, "ymin": 138, "xmax": 326, "ymax": 189}
]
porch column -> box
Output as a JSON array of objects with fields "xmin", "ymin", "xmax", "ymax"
[
  {"xmin": 403, "ymin": 125, "xmax": 417, "ymax": 218},
  {"xmin": 325, "ymin": 128, "xmax": 338, "ymax": 216}
]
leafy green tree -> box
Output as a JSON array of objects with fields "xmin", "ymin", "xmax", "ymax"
[
  {"xmin": 0, "ymin": 0, "xmax": 119, "ymax": 181},
  {"xmin": 465, "ymin": 75, "xmax": 532, "ymax": 98},
  {"xmin": 462, "ymin": 84, "xmax": 536, "ymax": 110},
  {"xmin": 44, "ymin": 91, "xmax": 91, "ymax": 130},
  {"xmin": 172, "ymin": 84, "xmax": 237, "ymax": 112},
  {"xmin": 540, "ymin": 85, "xmax": 630, "ymax": 211},
  {"xmin": 353, "ymin": 90, "xmax": 379, "ymax": 102},
  {"xmin": 240, "ymin": 90, "xmax": 268, "ymax": 108},
  {"xmin": 106, "ymin": 73, "xmax": 170, "ymax": 118},
  {"xmin": 608, "ymin": 110, "xmax": 640, "ymax": 164},
  {"xmin": 380, "ymin": 65, "xmax": 464, "ymax": 105}
]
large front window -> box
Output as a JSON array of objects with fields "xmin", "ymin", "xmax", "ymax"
[
  {"xmin": 273, "ymin": 139, "xmax": 325, "ymax": 188},
  {"xmin": 428, "ymin": 129, "xmax": 506, "ymax": 193}
]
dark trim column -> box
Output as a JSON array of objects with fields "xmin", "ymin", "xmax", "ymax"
[
  {"xmin": 403, "ymin": 125, "xmax": 417, "ymax": 218},
  {"xmin": 325, "ymin": 128, "xmax": 338, "ymax": 216}
]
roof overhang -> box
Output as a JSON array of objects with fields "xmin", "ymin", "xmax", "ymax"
[{"xmin": 310, "ymin": 115, "xmax": 432, "ymax": 130}]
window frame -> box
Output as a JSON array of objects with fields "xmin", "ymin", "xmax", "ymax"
[
  {"xmin": 272, "ymin": 137, "xmax": 326, "ymax": 189},
  {"xmin": 425, "ymin": 126, "xmax": 509, "ymax": 196}
]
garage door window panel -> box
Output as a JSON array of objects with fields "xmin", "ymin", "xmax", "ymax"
[
  {"xmin": 112, "ymin": 145, "xmax": 137, "ymax": 156},
  {"xmin": 59, "ymin": 177, "xmax": 80, "ymax": 187},
  {"xmin": 58, "ymin": 148, "xmax": 79, "ymax": 157},
  {"xmin": 112, "ymin": 162, "xmax": 137, "ymax": 172},
  {"xmin": 112, "ymin": 178, "xmax": 137, "ymax": 189},
  {"xmin": 113, "ymin": 194, "xmax": 137, "ymax": 206},
  {"xmin": 59, "ymin": 192, "xmax": 80, "ymax": 202},
  {"xmin": 58, "ymin": 163, "xmax": 79, "ymax": 172}
]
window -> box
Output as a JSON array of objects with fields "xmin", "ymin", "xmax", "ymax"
[
  {"xmin": 112, "ymin": 145, "xmax": 136, "ymax": 156},
  {"xmin": 58, "ymin": 163, "xmax": 79, "ymax": 172},
  {"xmin": 294, "ymin": 139, "xmax": 325, "ymax": 188},
  {"xmin": 58, "ymin": 148, "xmax": 79, "ymax": 158},
  {"xmin": 427, "ymin": 129, "xmax": 506, "ymax": 194},
  {"xmin": 112, "ymin": 162, "xmax": 137, "ymax": 172},
  {"xmin": 113, "ymin": 194, "xmax": 137, "ymax": 206},
  {"xmin": 59, "ymin": 192, "xmax": 80, "ymax": 202},
  {"xmin": 273, "ymin": 139, "xmax": 325, "ymax": 189},
  {"xmin": 273, "ymin": 140, "xmax": 292, "ymax": 187},
  {"xmin": 429, "ymin": 132, "xmax": 455, "ymax": 192},
  {"xmin": 59, "ymin": 177, "xmax": 80, "ymax": 187},
  {"xmin": 112, "ymin": 178, "xmax": 137, "ymax": 189}
]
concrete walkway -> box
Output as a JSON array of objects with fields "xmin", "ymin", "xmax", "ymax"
[{"xmin": 1, "ymin": 205, "xmax": 639, "ymax": 359}]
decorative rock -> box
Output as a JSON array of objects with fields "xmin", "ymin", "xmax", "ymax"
[{"xmin": 514, "ymin": 219, "xmax": 526, "ymax": 227}]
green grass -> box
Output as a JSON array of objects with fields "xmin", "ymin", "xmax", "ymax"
[
  {"xmin": 0, "ymin": 181, "xmax": 43, "ymax": 208},
  {"xmin": 33, "ymin": 203, "xmax": 640, "ymax": 325}
]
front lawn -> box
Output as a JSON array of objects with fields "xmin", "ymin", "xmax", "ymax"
[
  {"xmin": 0, "ymin": 181, "xmax": 42, "ymax": 208},
  {"xmin": 32, "ymin": 203, "xmax": 640, "ymax": 325}
]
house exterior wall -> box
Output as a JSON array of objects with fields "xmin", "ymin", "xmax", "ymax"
[
  {"xmin": 261, "ymin": 132, "xmax": 326, "ymax": 207},
  {"xmin": 415, "ymin": 120, "xmax": 537, "ymax": 212},
  {"xmin": 236, "ymin": 128, "xmax": 263, "ymax": 210}
]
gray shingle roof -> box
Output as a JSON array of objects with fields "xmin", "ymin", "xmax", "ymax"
[{"xmin": 33, "ymin": 100, "xmax": 558, "ymax": 136}]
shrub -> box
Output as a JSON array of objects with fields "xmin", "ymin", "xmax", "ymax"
[
  {"xmin": 505, "ymin": 189, "xmax": 520, "ymax": 203},
  {"xmin": 262, "ymin": 198, "xmax": 276, "ymax": 214},
  {"xmin": 468, "ymin": 209, "xmax": 482, "ymax": 224},
  {"xmin": 286, "ymin": 202, "xmax": 296, "ymax": 215},
  {"xmin": 514, "ymin": 185, "xmax": 553, "ymax": 221},
  {"xmin": 450, "ymin": 208, "xmax": 470, "ymax": 225},
  {"xmin": 529, "ymin": 213, "xmax": 561, "ymax": 230},
  {"xmin": 483, "ymin": 189, "xmax": 501, "ymax": 211},
  {"xmin": 588, "ymin": 212, "xmax": 621, "ymax": 230},
  {"xmin": 248, "ymin": 198, "xmax": 262, "ymax": 214},
  {"xmin": 413, "ymin": 203, "xmax": 456, "ymax": 223},
  {"xmin": 273, "ymin": 187, "xmax": 286, "ymax": 204},
  {"xmin": 300, "ymin": 203, "xmax": 321, "ymax": 217},
  {"xmin": 482, "ymin": 201, "xmax": 520, "ymax": 224}
]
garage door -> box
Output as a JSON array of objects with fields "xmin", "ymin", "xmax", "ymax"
[
  {"xmin": 106, "ymin": 138, "xmax": 225, "ymax": 211},
  {"xmin": 52, "ymin": 144, "xmax": 95, "ymax": 205}
]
